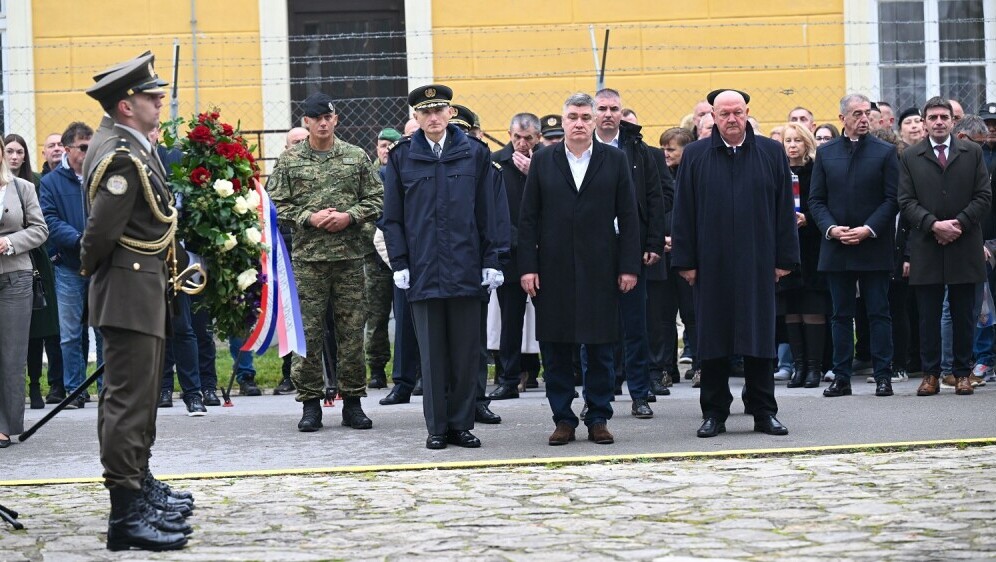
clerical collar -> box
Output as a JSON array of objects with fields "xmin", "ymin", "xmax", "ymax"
[{"xmin": 595, "ymin": 130, "xmax": 619, "ymax": 147}]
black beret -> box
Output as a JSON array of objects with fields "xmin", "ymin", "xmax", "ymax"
[
  {"xmin": 301, "ymin": 93, "xmax": 336, "ymax": 118},
  {"xmin": 86, "ymin": 52, "xmax": 167, "ymax": 109},
  {"xmin": 979, "ymin": 102, "xmax": 996, "ymax": 121},
  {"xmin": 408, "ymin": 84, "xmax": 452, "ymax": 110},
  {"xmin": 450, "ymin": 104, "xmax": 476, "ymax": 131},
  {"xmin": 540, "ymin": 114, "xmax": 564, "ymax": 138},
  {"xmin": 706, "ymin": 89, "xmax": 750, "ymax": 105},
  {"xmin": 898, "ymin": 107, "xmax": 921, "ymax": 124}
]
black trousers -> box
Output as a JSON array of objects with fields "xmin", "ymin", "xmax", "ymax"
[
  {"xmin": 699, "ymin": 355, "xmax": 776, "ymax": 422},
  {"xmin": 888, "ymin": 281, "xmax": 911, "ymax": 371},
  {"xmin": 410, "ymin": 297, "xmax": 479, "ymax": 435},
  {"xmin": 916, "ymin": 283, "xmax": 976, "ymax": 377},
  {"xmin": 496, "ymin": 280, "xmax": 528, "ymax": 386}
]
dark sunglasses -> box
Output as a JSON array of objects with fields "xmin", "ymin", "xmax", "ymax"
[{"xmin": 66, "ymin": 144, "xmax": 89, "ymax": 152}]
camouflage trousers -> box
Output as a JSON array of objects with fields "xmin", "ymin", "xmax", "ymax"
[
  {"xmin": 291, "ymin": 258, "xmax": 367, "ymax": 401},
  {"xmin": 364, "ymin": 253, "xmax": 394, "ymax": 371}
]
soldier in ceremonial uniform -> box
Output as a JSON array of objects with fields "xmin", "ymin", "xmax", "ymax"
[
  {"xmin": 539, "ymin": 114, "xmax": 565, "ymax": 146},
  {"xmin": 269, "ymin": 92, "xmax": 384, "ymax": 433},
  {"xmin": 81, "ymin": 52, "xmax": 193, "ymax": 551}
]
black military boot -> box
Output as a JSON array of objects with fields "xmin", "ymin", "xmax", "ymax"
[
  {"xmin": 106, "ymin": 488, "xmax": 188, "ymax": 552},
  {"xmin": 650, "ymin": 373, "xmax": 670, "ymax": 396},
  {"xmin": 341, "ymin": 397, "xmax": 373, "ymax": 429},
  {"xmin": 144, "ymin": 471, "xmax": 194, "ymax": 502},
  {"xmin": 298, "ymin": 398, "xmax": 323, "ymax": 432},
  {"xmin": 367, "ymin": 367, "xmax": 388, "ymax": 389},
  {"xmin": 137, "ymin": 496, "xmax": 193, "ymax": 536},
  {"xmin": 272, "ymin": 377, "xmax": 295, "ymax": 395},
  {"xmin": 803, "ymin": 323, "xmax": 826, "ymax": 388},
  {"xmin": 785, "ymin": 322, "xmax": 807, "ymax": 388},
  {"xmin": 143, "ymin": 481, "xmax": 193, "ymax": 518}
]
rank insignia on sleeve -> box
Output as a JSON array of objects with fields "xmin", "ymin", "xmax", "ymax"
[
  {"xmin": 106, "ymin": 175, "xmax": 129, "ymax": 195},
  {"xmin": 492, "ymin": 161, "xmax": 502, "ymax": 170}
]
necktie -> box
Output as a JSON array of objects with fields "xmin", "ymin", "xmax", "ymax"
[
  {"xmin": 433, "ymin": 143, "xmax": 442, "ymax": 158},
  {"xmin": 935, "ymin": 144, "xmax": 947, "ymax": 169}
]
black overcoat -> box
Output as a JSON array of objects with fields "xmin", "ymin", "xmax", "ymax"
[
  {"xmin": 670, "ymin": 125, "xmax": 800, "ymax": 360},
  {"xmin": 517, "ymin": 141, "xmax": 641, "ymax": 344},
  {"xmin": 898, "ymin": 137, "xmax": 992, "ymax": 285},
  {"xmin": 778, "ymin": 161, "xmax": 825, "ymax": 291},
  {"xmin": 808, "ymin": 134, "xmax": 899, "ymax": 272}
]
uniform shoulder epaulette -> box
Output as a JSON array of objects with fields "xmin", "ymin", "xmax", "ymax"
[
  {"xmin": 115, "ymin": 138, "xmax": 131, "ymax": 154},
  {"xmin": 388, "ymin": 137, "xmax": 411, "ymax": 152},
  {"xmin": 491, "ymin": 161, "xmax": 502, "ymax": 171}
]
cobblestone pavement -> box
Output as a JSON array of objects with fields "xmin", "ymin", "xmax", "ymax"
[{"xmin": 2, "ymin": 444, "xmax": 995, "ymax": 561}]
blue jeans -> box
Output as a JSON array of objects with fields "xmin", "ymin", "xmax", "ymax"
[
  {"xmin": 545, "ymin": 341, "xmax": 614, "ymax": 428},
  {"xmin": 616, "ymin": 270, "xmax": 650, "ymax": 400},
  {"xmin": 162, "ymin": 293, "xmax": 202, "ymax": 397},
  {"xmin": 55, "ymin": 265, "xmax": 102, "ymax": 392},
  {"xmin": 826, "ymin": 271, "xmax": 893, "ymax": 381},
  {"xmin": 190, "ymin": 294, "xmax": 217, "ymax": 390},
  {"xmin": 228, "ymin": 337, "xmax": 256, "ymax": 383},
  {"xmin": 777, "ymin": 343, "xmax": 793, "ymax": 374}
]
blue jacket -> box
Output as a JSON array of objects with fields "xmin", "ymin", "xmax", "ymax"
[
  {"xmin": 380, "ymin": 125, "xmax": 507, "ymax": 302},
  {"xmin": 39, "ymin": 160, "xmax": 87, "ymax": 269},
  {"xmin": 808, "ymin": 134, "xmax": 899, "ymax": 272}
]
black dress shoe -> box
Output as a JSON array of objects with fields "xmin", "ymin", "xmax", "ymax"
[
  {"xmin": 379, "ymin": 385, "xmax": 412, "ymax": 405},
  {"xmin": 157, "ymin": 390, "xmax": 172, "ymax": 408},
  {"xmin": 426, "ymin": 434, "xmax": 446, "ymax": 449},
  {"xmin": 646, "ymin": 392, "xmax": 657, "ymax": 402},
  {"xmin": 631, "ymin": 398, "xmax": 654, "ymax": 419},
  {"xmin": 823, "ymin": 378, "xmax": 852, "ymax": 397},
  {"xmin": 697, "ymin": 418, "xmax": 726, "ymax": 438},
  {"xmin": 487, "ymin": 383, "xmax": 519, "ymax": 400},
  {"xmin": 272, "ymin": 378, "xmax": 295, "ymax": 396},
  {"xmin": 201, "ymin": 389, "xmax": 221, "ymax": 407},
  {"xmin": 754, "ymin": 415, "xmax": 789, "ymax": 435},
  {"xmin": 475, "ymin": 403, "xmax": 501, "ymax": 424},
  {"xmin": 446, "ymin": 430, "xmax": 481, "ymax": 448},
  {"xmin": 875, "ymin": 379, "xmax": 894, "ymax": 397},
  {"xmin": 0, "ymin": 438, "xmax": 10, "ymax": 448},
  {"xmin": 412, "ymin": 377, "xmax": 423, "ymax": 396}
]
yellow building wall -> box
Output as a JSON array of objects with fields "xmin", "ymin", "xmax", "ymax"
[
  {"xmin": 31, "ymin": 0, "xmax": 263, "ymax": 156},
  {"xmin": 431, "ymin": 0, "xmax": 845, "ymax": 142}
]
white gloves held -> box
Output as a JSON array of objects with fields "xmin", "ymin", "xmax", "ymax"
[
  {"xmin": 482, "ymin": 268, "xmax": 504, "ymax": 292},
  {"xmin": 393, "ymin": 269, "xmax": 410, "ymax": 290}
]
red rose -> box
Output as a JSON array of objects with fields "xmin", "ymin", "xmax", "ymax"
[
  {"xmin": 210, "ymin": 111, "xmax": 220, "ymax": 120},
  {"xmin": 189, "ymin": 166, "xmax": 211, "ymax": 186},
  {"xmin": 187, "ymin": 124, "xmax": 214, "ymax": 144},
  {"xmin": 197, "ymin": 112, "xmax": 209, "ymax": 123},
  {"xmin": 221, "ymin": 123, "xmax": 234, "ymax": 136},
  {"xmin": 232, "ymin": 178, "xmax": 242, "ymax": 193},
  {"xmin": 215, "ymin": 142, "xmax": 243, "ymax": 160}
]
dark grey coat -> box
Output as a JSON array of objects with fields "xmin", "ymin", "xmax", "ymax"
[{"xmin": 898, "ymin": 136, "xmax": 992, "ymax": 285}]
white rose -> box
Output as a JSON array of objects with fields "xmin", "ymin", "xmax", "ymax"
[
  {"xmin": 244, "ymin": 227, "xmax": 262, "ymax": 245},
  {"xmin": 245, "ymin": 190, "xmax": 261, "ymax": 209},
  {"xmin": 236, "ymin": 268, "xmax": 259, "ymax": 291},
  {"xmin": 233, "ymin": 196, "xmax": 249, "ymax": 215},
  {"xmin": 220, "ymin": 233, "xmax": 238, "ymax": 252},
  {"xmin": 213, "ymin": 178, "xmax": 235, "ymax": 198}
]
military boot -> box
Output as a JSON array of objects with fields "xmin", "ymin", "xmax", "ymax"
[
  {"xmin": 298, "ymin": 398, "xmax": 323, "ymax": 432},
  {"xmin": 341, "ymin": 397, "xmax": 373, "ymax": 429},
  {"xmin": 106, "ymin": 488, "xmax": 187, "ymax": 552},
  {"xmin": 137, "ymin": 496, "xmax": 193, "ymax": 536},
  {"xmin": 143, "ymin": 480, "xmax": 193, "ymax": 518},
  {"xmin": 144, "ymin": 471, "xmax": 194, "ymax": 502},
  {"xmin": 367, "ymin": 367, "xmax": 388, "ymax": 389}
]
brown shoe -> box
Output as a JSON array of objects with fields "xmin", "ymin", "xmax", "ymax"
[
  {"xmin": 940, "ymin": 374, "xmax": 957, "ymax": 388},
  {"xmin": 587, "ymin": 422, "xmax": 614, "ymax": 444},
  {"xmin": 955, "ymin": 376, "xmax": 974, "ymax": 395},
  {"xmin": 548, "ymin": 422, "xmax": 576, "ymax": 446},
  {"xmin": 969, "ymin": 375, "xmax": 986, "ymax": 387},
  {"xmin": 917, "ymin": 374, "xmax": 940, "ymax": 396}
]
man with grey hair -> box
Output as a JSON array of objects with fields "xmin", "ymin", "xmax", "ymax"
[
  {"xmin": 489, "ymin": 112, "xmax": 543, "ymax": 400},
  {"xmin": 518, "ymin": 93, "xmax": 641, "ymax": 446},
  {"xmin": 671, "ymin": 88, "xmax": 799, "ymax": 439},
  {"xmin": 809, "ymin": 93, "xmax": 899, "ymax": 398}
]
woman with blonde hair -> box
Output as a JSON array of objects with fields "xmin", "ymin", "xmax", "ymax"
[
  {"xmin": 777, "ymin": 123, "xmax": 829, "ymax": 389},
  {"xmin": 0, "ymin": 154, "xmax": 49, "ymax": 447}
]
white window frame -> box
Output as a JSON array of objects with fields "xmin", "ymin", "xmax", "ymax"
[{"xmin": 845, "ymin": 0, "xmax": 996, "ymax": 104}]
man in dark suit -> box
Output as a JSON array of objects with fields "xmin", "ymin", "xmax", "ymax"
[
  {"xmin": 671, "ymin": 89, "xmax": 799, "ymax": 439},
  {"xmin": 489, "ymin": 112, "xmax": 543, "ymax": 401},
  {"xmin": 898, "ymin": 96, "xmax": 992, "ymax": 396},
  {"xmin": 81, "ymin": 52, "xmax": 192, "ymax": 551},
  {"xmin": 518, "ymin": 92, "xmax": 641, "ymax": 446},
  {"xmin": 809, "ymin": 93, "xmax": 899, "ymax": 398},
  {"xmin": 591, "ymin": 88, "xmax": 668, "ymax": 418}
]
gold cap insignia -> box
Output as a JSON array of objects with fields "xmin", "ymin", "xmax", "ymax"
[
  {"xmin": 547, "ymin": 117, "xmax": 557, "ymax": 126},
  {"xmin": 425, "ymin": 88, "xmax": 436, "ymax": 98}
]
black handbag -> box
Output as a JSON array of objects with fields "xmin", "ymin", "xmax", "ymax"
[{"xmin": 13, "ymin": 179, "xmax": 48, "ymax": 310}]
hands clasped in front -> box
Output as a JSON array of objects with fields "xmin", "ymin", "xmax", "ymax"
[
  {"xmin": 829, "ymin": 225, "xmax": 872, "ymax": 245},
  {"xmin": 931, "ymin": 219, "xmax": 963, "ymax": 245},
  {"xmin": 308, "ymin": 208, "xmax": 352, "ymax": 233}
]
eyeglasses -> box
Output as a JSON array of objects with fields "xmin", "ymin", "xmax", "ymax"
[
  {"xmin": 66, "ymin": 144, "xmax": 89, "ymax": 152},
  {"xmin": 815, "ymin": 136, "xmax": 833, "ymax": 141}
]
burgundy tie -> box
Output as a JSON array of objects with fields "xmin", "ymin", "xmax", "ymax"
[{"xmin": 935, "ymin": 144, "xmax": 947, "ymax": 169}]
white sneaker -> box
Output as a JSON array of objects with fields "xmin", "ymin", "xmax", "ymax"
[
  {"xmin": 773, "ymin": 367, "xmax": 792, "ymax": 381},
  {"xmin": 822, "ymin": 370, "xmax": 836, "ymax": 382},
  {"xmin": 866, "ymin": 375, "xmax": 876, "ymax": 383},
  {"xmin": 891, "ymin": 370, "xmax": 908, "ymax": 383}
]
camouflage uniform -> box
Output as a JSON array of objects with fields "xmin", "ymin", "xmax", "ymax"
[
  {"xmin": 364, "ymin": 251, "xmax": 394, "ymax": 372},
  {"xmin": 269, "ymin": 139, "xmax": 383, "ymax": 401}
]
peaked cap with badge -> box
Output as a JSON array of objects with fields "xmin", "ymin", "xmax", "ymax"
[
  {"xmin": 540, "ymin": 114, "xmax": 564, "ymax": 139},
  {"xmin": 86, "ymin": 51, "xmax": 167, "ymax": 113},
  {"xmin": 450, "ymin": 104, "xmax": 477, "ymax": 131},
  {"xmin": 408, "ymin": 84, "xmax": 453, "ymax": 110}
]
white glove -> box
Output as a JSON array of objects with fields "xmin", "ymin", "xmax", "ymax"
[
  {"xmin": 482, "ymin": 268, "xmax": 504, "ymax": 292},
  {"xmin": 393, "ymin": 269, "xmax": 410, "ymax": 290}
]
